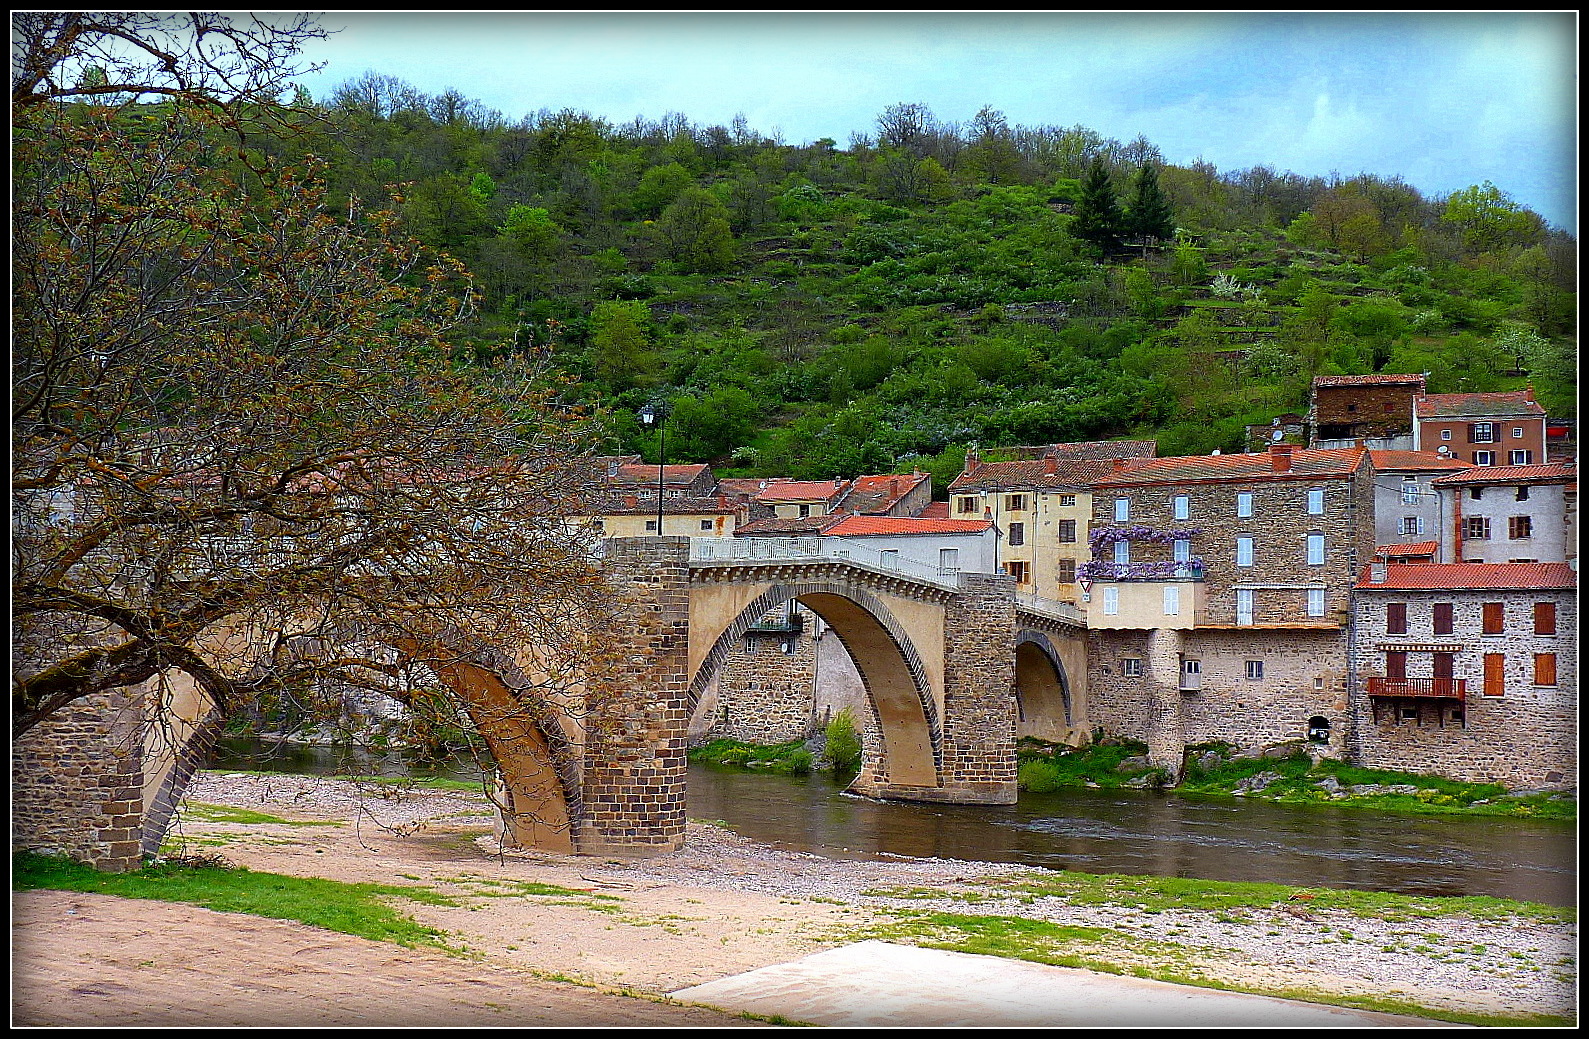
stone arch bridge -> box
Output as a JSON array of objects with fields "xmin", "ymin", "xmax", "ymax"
[{"xmin": 14, "ymin": 537, "xmax": 1089, "ymax": 870}]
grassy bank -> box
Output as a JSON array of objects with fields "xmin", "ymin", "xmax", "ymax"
[{"xmin": 1017, "ymin": 738, "xmax": 1576, "ymax": 821}]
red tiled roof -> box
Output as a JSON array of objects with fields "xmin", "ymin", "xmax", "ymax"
[
  {"xmin": 608, "ymin": 463, "xmax": 712, "ymax": 487},
  {"xmin": 916, "ymin": 501, "xmax": 951, "ymax": 519},
  {"xmin": 734, "ymin": 515, "xmax": 843, "ymax": 536},
  {"xmin": 827, "ymin": 515, "xmax": 992, "ymax": 537},
  {"xmin": 1045, "ymin": 440, "xmax": 1158, "ymax": 460},
  {"xmin": 1429, "ymin": 462, "xmax": 1575, "ymax": 486},
  {"xmin": 838, "ymin": 472, "xmax": 928, "ymax": 513},
  {"xmin": 1367, "ymin": 450, "xmax": 1472, "ymax": 471},
  {"xmin": 1356, "ymin": 562, "xmax": 1577, "ymax": 590},
  {"xmin": 755, "ymin": 479, "xmax": 847, "ymax": 503},
  {"xmin": 1314, "ymin": 373, "xmax": 1427, "ymax": 388},
  {"xmin": 1375, "ymin": 540, "xmax": 1439, "ymax": 558},
  {"xmin": 1091, "ymin": 447, "xmax": 1366, "ymax": 487},
  {"xmin": 1415, "ymin": 391, "xmax": 1546, "ymax": 419},
  {"xmin": 949, "ymin": 457, "xmax": 1128, "ymax": 491}
]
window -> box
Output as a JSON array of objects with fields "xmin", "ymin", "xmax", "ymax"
[
  {"xmin": 1534, "ymin": 653, "xmax": 1558, "ymax": 687},
  {"xmin": 1306, "ymin": 533, "xmax": 1325, "ymax": 565},
  {"xmin": 1005, "ymin": 560, "xmax": 1030, "ymax": 584},
  {"xmin": 1384, "ymin": 651, "xmax": 1407, "ymax": 679},
  {"xmin": 1236, "ymin": 536, "xmax": 1254, "ymax": 567},
  {"xmin": 798, "ymin": 503, "xmax": 812, "ymax": 517},
  {"xmin": 1516, "ymin": 485, "xmax": 1530, "ymax": 501},
  {"xmin": 1509, "ymin": 515, "xmax": 1532, "ymax": 540},
  {"xmin": 1055, "ymin": 559, "xmax": 1077, "ymax": 583},
  {"xmin": 1465, "ymin": 517, "xmax": 1491, "ymax": 540},
  {"xmin": 1008, "ymin": 521, "xmax": 1025, "ymax": 547},
  {"xmin": 1180, "ymin": 658, "xmax": 1202, "ymax": 690},
  {"xmin": 1433, "ymin": 602, "xmax": 1454, "ymax": 635},
  {"xmin": 1121, "ymin": 657, "xmax": 1143, "ymax": 677},
  {"xmin": 1307, "ymin": 488, "xmax": 1325, "ymax": 514},
  {"xmin": 1509, "ymin": 450, "xmax": 1534, "ymax": 465},
  {"xmin": 1172, "ymin": 494, "xmax": 1189, "ymax": 520},
  {"xmin": 1102, "ymin": 586, "xmax": 1118, "ymax": 615},
  {"xmin": 1162, "ymin": 585, "xmax": 1180, "ymax": 615},
  {"xmin": 1401, "ymin": 516, "xmax": 1424, "ymax": 536},
  {"xmin": 645, "ymin": 519, "xmax": 658, "ymax": 532},
  {"xmin": 1306, "ymin": 588, "xmax": 1326, "ymax": 617},
  {"xmin": 1534, "ymin": 602, "xmax": 1556, "ymax": 635},
  {"xmin": 1114, "ymin": 497, "xmax": 1130, "ymax": 522},
  {"xmin": 700, "ymin": 519, "xmax": 714, "ymax": 531},
  {"xmin": 1113, "ymin": 540, "xmax": 1130, "ymax": 564},
  {"xmin": 1401, "ymin": 479, "xmax": 1421, "ymax": 506},
  {"xmin": 1469, "ymin": 487, "xmax": 1483, "ymax": 501},
  {"xmin": 1173, "ymin": 538, "xmax": 1191, "ymax": 563},
  {"xmin": 1056, "ymin": 519, "xmax": 1077, "ymax": 543},
  {"xmin": 1245, "ymin": 660, "xmax": 1264, "ymax": 680},
  {"xmin": 1512, "ymin": 427, "xmax": 1524, "ymax": 439},
  {"xmin": 1386, "ymin": 602, "xmax": 1408, "ymax": 635},
  {"xmin": 1469, "ymin": 422, "xmax": 1496, "ymax": 443},
  {"xmin": 1005, "ymin": 494, "xmax": 1027, "ymax": 512},
  {"xmin": 1236, "ymin": 589, "xmax": 1255, "ymax": 626},
  {"xmin": 1236, "ymin": 492, "xmax": 1253, "ymax": 517},
  {"xmin": 1058, "ymin": 493, "xmax": 1076, "ymax": 507},
  {"xmin": 938, "ymin": 548, "xmax": 960, "ymax": 574},
  {"xmin": 956, "ymin": 496, "xmax": 980, "ymax": 515},
  {"xmin": 1440, "ymin": 428, "xmax": 1452, "ymax": 441},
  {"xmin": 1483, "ymin": 653, "xmax": 1505, "ymax": 697},
  {"xmin": 1473, "ymin": 451, "xmax": 1495, "ymax": 465},
  {"xmin": 1482, "ymin": 602, "xmax": 1504, "ymax": 634}
]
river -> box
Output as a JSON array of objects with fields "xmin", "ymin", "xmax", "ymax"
[{"xmin": 206, "ymin": 737, "xmax": 1576, "ymax": 907}]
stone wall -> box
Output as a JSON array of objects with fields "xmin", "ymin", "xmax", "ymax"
[
  {"xmin": 934, "ymin": 573, "xmax": 1018, "ymax": 802},
  {"xmin": 698, "ymin": 606, "xmax": 819, "ymax": 744},
  {"xmin": 12, "ymin": 688, "xmax": 147, "ymax": 872},
  {"xmin": 579, "ymin": 537, "xmax": 691, "ymax": 854}
]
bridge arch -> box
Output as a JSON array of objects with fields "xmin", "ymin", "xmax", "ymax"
[
  {"xmin": 688, "ymin": 581, "xmax": 941, "ymax": 788},
  {"xmin": 1013, "ymin": 629, "xmax": 1075, "ymax": 743}
]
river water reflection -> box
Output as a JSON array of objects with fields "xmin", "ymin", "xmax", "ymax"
[{"xmin": 206, "ymin": 738, "xmax": 1575, "ymax": 907}]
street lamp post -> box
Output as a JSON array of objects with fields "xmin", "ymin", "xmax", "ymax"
[{"xmin": 638, "ymin": 403, "xmax": 664, "ymax": 535}]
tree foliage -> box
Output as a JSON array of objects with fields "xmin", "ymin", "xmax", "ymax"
[{"xmin": 1070, "ymin": 158, "xmax": 1127, "ymax": 254}]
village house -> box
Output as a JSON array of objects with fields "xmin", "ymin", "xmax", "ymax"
[
  {"xmin": 1364, "ymin": 450, "xmax": 1473, "ymax": 558},
  {"xmin": 1412, "ymin": 387, "xmax": 1548, "ymax": 466},
  {"xmin": 1351, "ymin": 561, "xmax": 1576, "ymax": 788},
  {"xmin": 1081, "ymin": 444, "xmax": 1374, "ymax": 766},
  {"xmin": 1308, "ymin": 373, "xmax": 1425, "ymax": 449},
  {"xmin": 831, "ymin": 471, "xmax": 933, "ymax": 517},
  {"xmin": 1429, "ymin": 461, "xmax": 1577, "ymax": 565},
  {"xmin": 947, "ymin": 441, "xmax": 1157, "ymax": 603},
  {"xmin": 752, "ymin": 478, "xmax": 850, "ymax": 519}
]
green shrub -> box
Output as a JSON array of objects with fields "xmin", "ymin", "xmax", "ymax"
[{"xmin": 825, "ymin": 708, "xmax": 862, "ymax": 776}]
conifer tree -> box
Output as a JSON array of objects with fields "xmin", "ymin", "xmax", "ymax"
[
  {"xmin": 1126, "ymin": 161, "xmax": 1176, "ymax": 254},
  {"xmin": 1070, "ymin": 158, "xmax": 1126, "ymax": 254}
]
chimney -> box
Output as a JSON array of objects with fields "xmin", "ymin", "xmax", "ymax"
[
  {"xmin": 1270, "ymin": 443, "xmax": 1294, "ymax": 472},
  {"xmin": 1525, "ymin": 384, "xmax": 1535, "ymax": 402},
  {"xmin": 1369, "ymin": 560, "xmax": 1388, "ymax": 584},
  {"xmin": 1044, "ymin": 455, "xmax": 1058, "ymax": 475}
]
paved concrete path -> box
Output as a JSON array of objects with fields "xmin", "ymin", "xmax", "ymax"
[{"xmin": 672, "ymin": 941, "xmax": 1459, "ymax": 1028}]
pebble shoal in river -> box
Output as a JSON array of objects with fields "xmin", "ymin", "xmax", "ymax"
[{"xmin": 185, "ymin": 772, "xmax": 1577, "ymax": 1021}]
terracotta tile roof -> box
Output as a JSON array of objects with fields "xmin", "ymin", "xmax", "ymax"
[
  {"xmin": 1429, "ymin": 461, "xmax": 1575, "ymax": 486},
  {"xmin": 733, "ymin": 515, "xmax": 843, "ymax": 536},
  {"xmin": 755, "ymin": 479, "xmax": 848, "ymax": 503},
  {"xmin": 1415, "ymin": 390, "xmax": 1546, "ymax": 419},
  {"xmin": 1356, "ymin": 562, "xmax": 1577, "ymax": 590},
  {"xmin": 948, "ymin": 457, "xmax": 1127, "ymax": 491},
  {"xmin": 1045, "ymin": 439, "xmax": 1158, "ymax": 460},
  {"xmin": 827, "ymin": 515, "xmax": 992, "ymax": 537},
  {"xmin": 916, "ymin": 501, "xmax": 951, "ymax": 519},
  {"xmin": 837, "ymin": 472, "xmax": 928, "ymax": 513},
  {"xmin": 607, "ymin": 463, "xmax": 713, "ymax": 487},
  {"xmin": 1091, "ymin": 447, "xmax": 1367, "ymax": 487},
  {"xmin": 1313, "ymin": 373, "xmax": 1427, "ymax": 388},
  {"xmin": 1366, "ymin": 450, "xmax": 1472, "ymax": 472},
  {"xmin": 1375, "ymin": 540, "xmax": 1440, "ymax": 558}
]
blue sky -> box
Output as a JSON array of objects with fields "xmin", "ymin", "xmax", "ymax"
[{"xmin": 292, "ymin": 12, "xmax": 1578, "ymax": 231}]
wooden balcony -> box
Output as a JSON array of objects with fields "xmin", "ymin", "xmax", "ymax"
[{"xmin": 1365, "ymin": 677, "xmax": 1466, "ymax": 700}]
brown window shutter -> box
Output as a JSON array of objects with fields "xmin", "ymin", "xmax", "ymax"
[
  {"xmin": 1482, "ymin": 602, "xmax": 1504, "ymax": 634},
  {"xmin": 1483, "ymin": 653, "xmax": 1505, "ymax": 696},
  {"xmin": 1534, "ymin": 601, "xmax": 1556, "ymax": 635},
  {"xmin": 1433, "ymin": 602, "xmax": 1454, "ymax": 635},
  {"xmin": 1534, "ymin": 653, "xmax": 1557, "ymax": 687},
  {"xmin": 1386, "ymin": 602, "xmax": 1407, "ymax": 634}
]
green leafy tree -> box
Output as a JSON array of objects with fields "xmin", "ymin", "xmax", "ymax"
[
  {"xmin": 1442, "ymin": 181, "xmax": 1544, "ymax": 254},
  {"xmin": 632, "ymin": 161, "xmax": 693, "ymax": 219},
  {"xmin": 1070, "ymin": 158, "xmax": 1126, "ymax": 254},
  {"xmin": 590, "ymin": 300, "xmax": 660, "ymax": 390},
  {"xmin": 653, "ymin": 185, "xmax": 735, "ymax": 272}
]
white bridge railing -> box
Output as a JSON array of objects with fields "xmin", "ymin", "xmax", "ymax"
[
  {"xmin": 688, "ymin": 536, "xmax": 965, "ymax": 592},
  {"xmin": 1012, "ymin": 591, "xmax": 1087, "ymax": 627}
]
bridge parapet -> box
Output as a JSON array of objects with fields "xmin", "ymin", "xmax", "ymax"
[
  {"xmin": 1013, "ymin": 592, "xmax": 1088, "ymax": 629},
  {"xmin": 689, "ymin": 537, "xmax": 963, "ymax": 593}
]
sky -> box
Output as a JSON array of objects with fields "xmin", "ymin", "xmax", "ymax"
[{"xmin": 291, "ymin": 12, "xmax": 1579, "ymax": 231}]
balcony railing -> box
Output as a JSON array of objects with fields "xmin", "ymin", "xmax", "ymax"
[
  {"xmin": 1078, "ymin": 560, "xmax": 1205, "ymax": 583},
  {"xmin": 1365, "ymin": 677, "xmax": 1467, "ymax": 700}
]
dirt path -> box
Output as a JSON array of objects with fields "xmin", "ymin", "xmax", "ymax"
[{"xmin": 11, "ymin": 773, "xmax": 1577, "ymax": 1027}]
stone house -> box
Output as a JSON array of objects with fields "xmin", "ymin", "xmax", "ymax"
[
  {"xmin": 577, "ymin": 493, "xmax": 747, "ymax": 539},
  {"xmin": 1364, "ymin": 450, "xmax": 1473, "ymax": 558},
  {"xmin": 1429, "ymin": 461, "xmax": 1576, "ymax": 565},
  {"xmin": 1351, "ymin": 561, "xmax": 1576, "ymax": 788},
  {"xmin": 753, "ymin": 478, "xmax": 851, "ymax": 519},
  {"xmin": 1308, "ymin": 373, "xmax": 1425, "ymax": 449},
  {"xmin": 832, "ymin": 471, "xmax": 934, "ymax": 517},
  {"xmin": 825, "ymin": 514, "xmax": 998, "ymax": 576},
  {"xmin": 1081, "ymin": 444, "xmax": 1374, "ymax": 768},
  {"xmin": 948, "ymin": 444, "xmax": 1155, "ymax": 603},
  {"xmin": 1413, "ymin": 388, "xmax": 1548, "ymax": 467}
]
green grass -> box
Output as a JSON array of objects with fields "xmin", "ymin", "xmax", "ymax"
[
  {"xmin": 687, "ymin": 738, "xmax": 813, "ymax": 775},
  {"xmin": 13, "ymin": 851, "xmax": 462, "ymax": 951},
  {"xmin": 179, "ymin": 802, "xmax": 343, "ymax": 826}
]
